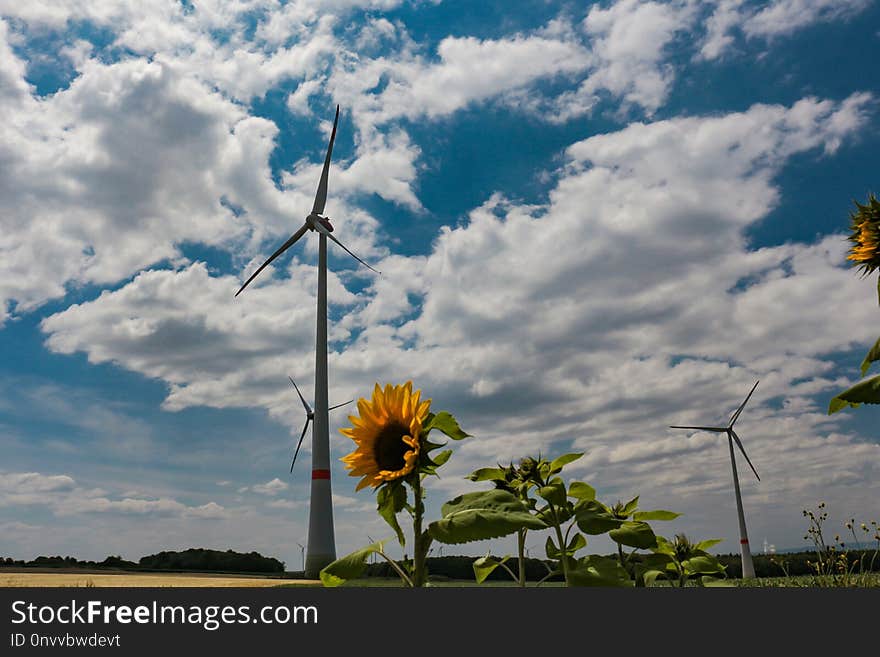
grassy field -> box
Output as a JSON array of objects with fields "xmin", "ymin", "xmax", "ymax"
[
  {"xmin": 0, "ymin": 571, "xmax": 320, "ymax": 588},
  {"xmin": 732, "ymin": 573, "xmax": 880, "ymax": 587}
]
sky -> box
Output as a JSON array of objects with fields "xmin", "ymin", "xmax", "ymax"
[{"xmin": 1, "ymin": 0, "xmax": 879, "ymax": 571}]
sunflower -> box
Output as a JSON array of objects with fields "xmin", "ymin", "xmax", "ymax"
[
  {"xmin": 846, "ymin": 193, "xmax": 880, "ymax": 275},
  {"xmin": 340, "ymin": 382, "xmax": 431, "ymax": 491}
]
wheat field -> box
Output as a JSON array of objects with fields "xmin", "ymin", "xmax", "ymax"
[{"xmin": 0, "ymin": 572, "xmax": 319, "ymax": 587}]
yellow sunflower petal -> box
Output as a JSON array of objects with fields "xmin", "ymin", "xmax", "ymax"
[{"xmin": 339, "ymin": 381, "xmax": 431, "ymax": 488}]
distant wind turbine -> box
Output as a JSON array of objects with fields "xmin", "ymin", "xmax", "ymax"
[
  {"xmin": 235, "ymin": 105, "xmax": 379, "ymax": 578},
  {"xmin": 287, "ymin": 376, "xmax": 352, "ymax": 473},
  {"xmin": 670, "ymin": 380, "xmax": 761, "ymax": 579}
]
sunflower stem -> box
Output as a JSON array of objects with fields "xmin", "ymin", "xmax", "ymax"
[
  {"xmin": 517, "ymin": 528, "xmax": 527, "ymax": 587},
  {"xmin": 546, "ymin": 501, "xmax": 571, "ymax": 586},
  {"xmin": 411, "ymin": 474, "xmax": 429, "ymax": 587}
]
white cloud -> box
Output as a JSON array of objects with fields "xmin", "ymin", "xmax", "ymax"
[
  {"xmin": 0, "ymin": 472, "xmax": 76, "ymax": 495},
  {"xmin": 575, "ymin": 0, "xmax": 697, "ymax": 115},
  {"xmin": 698, "ymin": 0, "xmax": 745, "ymax": 60},
  {"xmin": 328, "ymin": 29, "xmax": 592, "ymax": 133},
  {"xmin": 0, "ymin": 471, "xmax": 227, "ymax": 519},
  {"xmin": 698, "ymin": 0, "xmax": 873, "ymax": 60},
  {"xmin": 251, "ymin": 478, "xmax": 289, "ymax": 495},
  {"xmin": 746, "ymin": 0, "xmax": 872, "ymax": 38}
]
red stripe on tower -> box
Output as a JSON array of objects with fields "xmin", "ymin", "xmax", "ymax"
[
  {"xmin": 740, "ymin": 539, "xmax": 749, "ymax": 545},
  {"xmin": 312, "ymin": 469, "xmax": 331, "ymax": 480}
]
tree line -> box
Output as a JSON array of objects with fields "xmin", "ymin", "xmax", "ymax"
[{"xmin": 0, "ymin": 548, "xmax": 284, "ymax": 574}]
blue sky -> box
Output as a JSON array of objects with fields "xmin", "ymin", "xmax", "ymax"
[{"xmin": 1, "ymin": 0, "xmax": 879, "ymax": 570}]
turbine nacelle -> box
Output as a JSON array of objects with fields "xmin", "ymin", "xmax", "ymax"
[
  {"xmin": 307, "ymin": 213, "xmax": 334, "ymax": 233},
  {"xmin": 233, "ymin": 105, "xmax": 379, "ymax": 299}
]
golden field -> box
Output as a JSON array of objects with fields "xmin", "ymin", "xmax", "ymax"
[{"xmin": 0, "ymin": 570, "xmax": 319, "ymax": 588}]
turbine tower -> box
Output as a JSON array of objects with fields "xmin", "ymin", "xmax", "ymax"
[
  {"xmin": 235, "ymin": 106, "xmax": 379, "ymax": 578},
  {"xmin": 670, "ymin": 380, "xmax": 761, "ymax": 579}
]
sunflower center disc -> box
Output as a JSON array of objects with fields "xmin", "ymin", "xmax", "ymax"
[{"xmin": 373, "ymin": 421, "xmax": 412, "ymax": 471}]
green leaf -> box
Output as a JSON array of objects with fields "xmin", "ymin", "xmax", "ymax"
[
  {"xmin": 639, "ymin": 568, "xmax": 666, "ymax": 587},
  {"xmin": 636, "ymin": 553, "xmax": 675, "ymax": 586},
  {"xmin": 568, "ymin": 481, "xmax": 596, "ymax": 501},
  {"xmin": 620, "ymin": 496, "xmax": 640, "ymax": 517},
  {"xmin": 566, "ymin": 532, "xmax": 587, "ymax": 554},
  {"xmin": 376, "ymin": 483, "xmax": 407, "ymax": 547},
  {"xmin": 473, "ymin": 554, "xmax": 510, "ymax": 584},
  {"xmin": 320, "ymin": 540, "xmax": 387, "ymax": 587},
  {"xmin": 683, "ymin": 555, "xmax": 726, "ymax": 576},
  {"xmin": 569, "ymin": 555, "xmax": 633, "ymax": 587},
  {"xmin": 828, "ymin": 374, "xmax": 880, "ymax": 414},
  {"xmin": 537, "ymin": 481, "xmax": 567, "ymax": 506},
  {"xmin": 549, "ymin": 452, "xmax": 583, "ymax": 473},
  {"xmin": 428, "ymin": 449, "xmax": 452, "ymax": 468},
  {"xmin": 694, "ymin": 538, "xmax": 722, "ymax": 551},
  {"xmin": 424, "ymin": 411, "xmax": 469, "ymax": 440},
  {"xmin": 429, "ymin": 490, "xmax": 546, "ymax": 544},
  {"xmin": 609, "ymin": 521, "xmax": 657, "ymax": 549},
  {"xmin": 633, "ymin": 510, "xmax": 680, "ymax": 522},
  {"xmin": 575, "ymin": 500, "xmax": 624, "ymax": 534},
  {"xmin": 651, "ymin": 535, "xmax": 675, "ymax": 556},
  {"xmin": 861, "ymin": 336, "xmax": 880, "ymax": 376},
  {"xmin": 466, "ymin": 467, "xmax": 507, "ymax": 482}
]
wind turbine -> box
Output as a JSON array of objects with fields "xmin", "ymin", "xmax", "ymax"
[
  {"xmin": 235, "ymin": 105, "xmax": 379, "ymax": 578},
  {"xmin": 287, "ymin": 376, "xmax": 352, "ymax": 473},
  {"xmin": 670, "ymin": 380, "xmax": 761, "ymax": 579}
]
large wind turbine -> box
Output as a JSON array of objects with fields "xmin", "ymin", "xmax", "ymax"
[
  {"xmin": 235, "ymin": 106, "xmax": 379, "ymax": 578},
  {"xmin": 670, "ymin": 381, "xmax": 761, "ymax": 579}
]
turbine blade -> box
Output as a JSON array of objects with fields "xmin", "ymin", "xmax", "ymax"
[
  {"xmin": 730, "ymin": 429, "xmax": 760, "ymax": 481},
  {"xmin": 325, "ymin": 230, "xmax": 381, "ymax": 274},
  {"xmin": 729, "ymin": 380, "xmax": 760, "ymax": 427},
  {"xmin": 290, "ymin": 419, "xmax": 311, "ymax": 473},
  {"xmin": 329, "ymin": 399, "xmax": 355, "ymax": 411},
  {"xmin": 669, "ymin": 425, "xmax": 728, "ymax": 432},
  {"xmin": 311, "ymin": 105, "xmax": 340, "ymax": 216},
  {"xmin": 288, "ymin": 376, "xmax": 313, "ymax": 415},
  {"xmin": 235, "ymin": 224, "xmax": 309, "ymax": 297}
]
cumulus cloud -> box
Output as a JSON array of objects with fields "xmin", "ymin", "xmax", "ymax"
[
  {"xmin": 0, "ymin": 472, "xmax": 76, "ymax": 495},
  {"xmin": 0, "ymin": 471, "xmax": 227, "ymax": 518},
  {"xmin": 251, "ymin": 478, "xmax": 289, "ymax": 495},
  {"xmin": 574, "ymin": 0, "xmax": 697, "ymax": 116},
  {"xmin": 698, "ymin": 0, "xmax": 873, "ymax": 60}
]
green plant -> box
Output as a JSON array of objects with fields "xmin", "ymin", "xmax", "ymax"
[
  {"xmin": 430, "ymin": 453, "xmax": 681, "ymax": 587},
  {"xmin": 574, "ymin": 495, "xmax": 679, "ymax": 575},
  {"xmin": 430, "ymin": 453, "xmax": 595, "ymax": 586},
  {"xmin": 801, "ymin": 502, "xmax": 880, "ymax": 587},
  {"xmin": 636, "ymin": 533, "xmax": 727, "ymax": 587}
]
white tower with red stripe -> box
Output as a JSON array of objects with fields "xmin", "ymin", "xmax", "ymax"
[
  {"xmin": 306, "ymin": 234, "xmax": 335, "ymax": 578},
  {"xmin": 670, "ymin": 381, "xmax": 762, "ymax": 579},
  {"xmin": 234, "ymin": 106, "xmax": 379, "ymax": 579}
]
